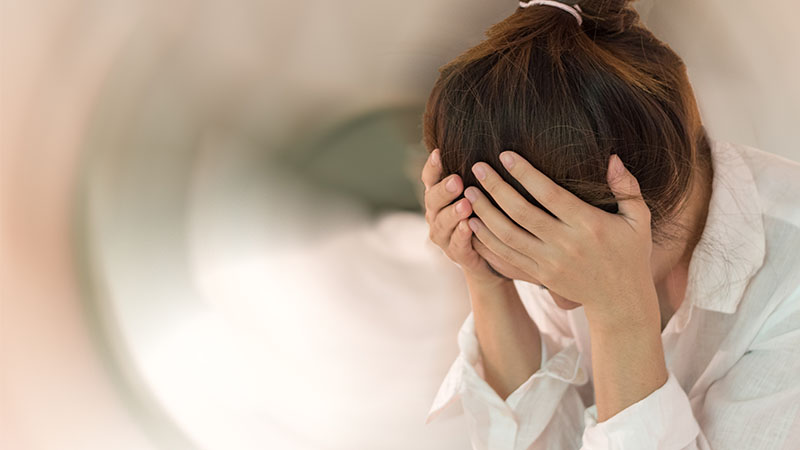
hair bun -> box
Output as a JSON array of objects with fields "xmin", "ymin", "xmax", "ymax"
[{"xmin": 578, "ymin": 0, "xmax": 640, "ymax": 35}]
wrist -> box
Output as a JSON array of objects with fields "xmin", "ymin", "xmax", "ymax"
[
  {"xmin": 588, "ymin": 306, "xmax": 667, "ymax": 422},
  {"xmin": 464, "ymin": 273, "xmax": 515, "ymax": 296},
  {"xmin": 584, "ymin": 284, "xmax": 661, "ymax": 336},
  {"xmin": 467, "ymin": 277, "xmax": 517, "ymax": 302},
  {"xmin": 465, "ymin": 276, "xmax": 521, "ymax": 313}
]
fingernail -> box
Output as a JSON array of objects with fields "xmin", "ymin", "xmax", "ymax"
[
  {"xmin": 431, "ymin": 149, "xmax": 441, "ymax": 167},
  {"xmin": 446, "ymin": 176, "xmax": 458, "ymax": 193},
  {"xmin": 472, "ymin": 164, "xmax": 486, "ymax": 180},
  {"xmin": 456, "ymin": 199, "xmax": 466, "ymax": 214},
  {"xmin": 612, "ymin": 154, "xmax": 624, "ymax": 177},
  {"xmin": 499, "ymin": 152, "xmax": 515, "ymax": 169},
  {"xmin": 468, "ymin": 218, "xmax": 480, "ymax": 232},
  {"xmin": 464, "ymin": 187, "xmax": 477, "ymax": 203}
]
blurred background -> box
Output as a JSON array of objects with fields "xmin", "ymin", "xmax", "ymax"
[{"xmin": 2, "ymin": 1, "xmax": 798, "ymax": 449}]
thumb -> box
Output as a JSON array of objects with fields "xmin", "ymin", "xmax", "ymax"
[{"xmin": 607, "ymin": 154, "xmax": 649, "ymax": 222}]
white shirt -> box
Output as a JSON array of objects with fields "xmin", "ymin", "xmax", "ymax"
[{"xmin": 425, "ymin": 138, "xmax": 800, "ymax": 449}]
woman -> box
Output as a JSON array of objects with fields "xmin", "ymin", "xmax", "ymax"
[{"xmin": 420, "ymin": 0, "xmax": 800, "ymax": 448}]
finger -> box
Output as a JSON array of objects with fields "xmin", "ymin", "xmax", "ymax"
[
  {"xmin": 421, "ymin": 148, "xmax": 442, "ymax": 190},
  {"xmin": 424, "ymin": 174, "xmax": 464, "ymax": 216},
  {"xmin": 448, "ymin": 219, "xmax": 501, "ymax": 278},
  {"xmin": 464, "ymin": 185, "xmax": 543, "ymax": 257},
  {"xmin": 497, "ymin": 151, "xmax": 590, "ymax": 227},
  {"xmin": 431, "ymin": 198, "xmax": 472, "ymax": 247},
  {"xmin": 472, "ymin": 238, "xmax": 531, "ymax": 281},
  {"xmin": 471, "ymin": 161, "xmax": 562, "ymax": 241},
  {"xmin": 468, "ymin": 217, "xmax": 539, "ymax": 275},
  {"xmin": 607, "ymin": 154, "xmax": 650, "ymax": 225},
  {"xmin": 449, "ymin": 219, "xmax": 478, "ymax": 261}
]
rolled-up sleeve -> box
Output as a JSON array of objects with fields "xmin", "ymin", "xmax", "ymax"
[
  {"xmin": 581, "ymin": 371, "xmax": 701, "ymax": 449},
  {"xmin": 426, "ymin": 312, "xmax": 590, "ymax": 450}
]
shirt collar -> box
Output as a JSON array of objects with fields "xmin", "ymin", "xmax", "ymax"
[{"xmin": 684, "ymin": 138, "xmax": 766, "ymax": 315}]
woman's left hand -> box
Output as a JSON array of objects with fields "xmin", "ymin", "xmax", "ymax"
[{"xmin": 464, "ymin": 151, "xmax": 659, "ymax": 330}]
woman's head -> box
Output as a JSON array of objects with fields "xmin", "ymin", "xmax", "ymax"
[{"xmin": 422, "ymin": 0, "xmax": 712, "ymax": 247}]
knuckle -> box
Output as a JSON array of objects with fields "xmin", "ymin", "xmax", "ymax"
[
  {"xmin": 495, "ymin": 227, "xmax": 515, "ymax": 245},
  {"xmin": 540, "ymin": 186, "xmax": 560, "ymax": 205},
  {"xmin": 498, "ymin": 247, "xmax": 518, "ymax": 266},
  {"xmin": 508, "ymin": 201, "xmax": 530, "ymax": 223},
  {"xmin": 562, "ymin": 240, "xmax": 582, "ymax": 259},
  {"xmin": 424, "ymin": 210, "xmax": 435, "ymax": 225},
  {"xmin": 540, "ymin": 263, "xmax": 561, "ymax": 285},
  {"xmin": 584, "ymin": 221, "xmax": 605, "ymax": 240},
  {"xmin": 431, "ymin": 216, "xmax": 444, "ymax": 237},
  {"xmin": 510, "ymin": 203, "xmax": 536, "ymax": 224},
  {"xmin": 430, "ymin": 221, "xmax": 444, "ymax": 239},
  {"xmin": 421, "ymin": 175, "xmax": 434, "ymax": 191},
  {"xmin": 565, "ymin": 202, "xmax": 585, "ymax": 220},
  {"xmin": 426, "ymin": 193, "xmax": 440, "ymax": 212},
  {"xmin": 439, "ymin": 205, "xmax": 457, "ymax": 229},
  {"xmin": 450, "ymin": 232, "xmax": 465, "ymax": 250},
  {"xmin": 535, "ymin": 220, "xmax": 554, "ymax": 237},
  {"xmin": 423, "ymin": 193, "xmax": 433, "ymax": 212},
  {"xmin": 453, "ymin": 220, "xmax": 464, "ymax": 235},
  {"xmin": 494, "ymin": 227, "xmax": 512, "ymax": 244},
  {"xmin": 446, "ymin": 200, "xmax": 461, "ymax": 218},
  {"xmin": 421, "ymin": 160, "xmax": 437, "ymax": 181},
  {"xmin": 430, "ymin": 179, "xmax": 454, "ymax": 208},
  {"xmin": 485, "ymin": 181, "xmax": 502, "ymax": 199},
  {"xmin": 573, "ymin": 209, "xmax": 594, "ymax": 228}
]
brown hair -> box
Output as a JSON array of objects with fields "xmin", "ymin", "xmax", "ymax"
[{"xmin": 422, "ymin": 0, "xmax": 712, "ymax": 245}]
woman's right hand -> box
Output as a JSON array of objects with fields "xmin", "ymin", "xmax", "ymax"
[
  {"xmin": 423, "ymin": 149, "xmax": 544, "ymax": 401},
  {"xmin": 421, "ymin": 148, "xmax": 509, "ymax": 287}
]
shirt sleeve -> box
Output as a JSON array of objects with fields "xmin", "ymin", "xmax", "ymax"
[
  {"xmin": 426, "ymin": 311, "xmax": 590, "ymax": 450},
  {"xmin": 580, "ymin": 370, "xmax": 703, "ymax": 449}
]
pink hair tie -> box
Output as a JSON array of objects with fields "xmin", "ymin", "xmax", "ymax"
[{"xmin": 519, "ymin": 0, "xmax": 584, "ymax": 26}]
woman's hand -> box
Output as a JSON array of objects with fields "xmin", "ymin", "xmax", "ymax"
[
  {"xmin": 421, "ymin": 149, "xmax": 527, "ymax": 288},
  {"xmin": 464, "ymin": 151, "xmax": 668, "ymax": 421},
  {"xmin": 464, "ymin": 151, "xmax": 659, "ymax": 330},
  {"xmin": 423, "ymin": 149, "xmax": 546, "ymax": 400}
]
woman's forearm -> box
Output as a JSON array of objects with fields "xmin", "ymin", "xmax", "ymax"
[
  {"xmin": 466, "ymin": 276, "xmax": 543, "ymax": 400},
  {"xmin": 586, "ymin": 284, "xmax": 668, "ymax": 423}
]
